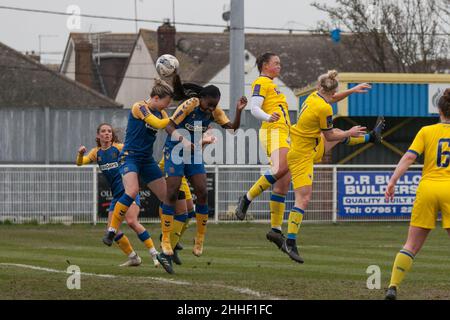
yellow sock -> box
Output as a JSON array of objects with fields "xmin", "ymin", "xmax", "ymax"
[
  {"xmin": 195, "ymin": 214, "xmax": 208, "ymax": 237},
  {"xmin": 270, "ymin": 193, "xmax": 286, "ymax": 230},
  {"xmin": 115, "ymin": 233, "xmax": 134, "ymax": 256},
  {"xmin": 246, "ymin": 170, "xmax": 277, "ymax": 201},
  {"xmin": 171, "ymin": 213, "xmax": 187, "ymax": 248},
  {"xmin": 287, "ymin": 207, "xmax": 304, "ymax": 240},
  {"xmin": 343, "ymin": 134, "xmax": 370, "ymax": 146},
  {"xmin": 109, "ymin": 194, "xmax": 134, "ymax": 232},
  {"xmin": 389, "ymin": 249, "xmax": 415, "ymax": 288},
  {"xmin": 161, "ymin": 214, "xmax": 174, "ymax": 242}
]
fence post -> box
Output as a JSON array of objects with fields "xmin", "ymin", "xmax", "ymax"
[
  {"xmin": 332, "ymin": 166, "xmax": 337, "ymax": 224},
  {"xmin": 214, "ymin": 165, "xmax": 219, "ymax": 223},
  {"xmin": 92, "ymin": 166, "xmax": 97, "ymax": 226}
]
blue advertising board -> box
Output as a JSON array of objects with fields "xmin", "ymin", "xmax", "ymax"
[{"xmin": 337, "ymin": 171, "xmax": 422, "ymax": 217}]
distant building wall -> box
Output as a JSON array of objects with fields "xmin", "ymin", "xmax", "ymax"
[
  {"xmin": 0, "ymin": 108, "xmax": 296, "ymax": 164},
  {"xmin": 115, "ymin": 36, "xmax": 158, "ymax": 109}
]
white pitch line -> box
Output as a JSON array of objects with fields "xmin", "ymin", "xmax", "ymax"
[
  {"xmin": 0, "ymin": 263, "xmax": 115, "ymax": 278},
  {"xmin": 0, "ymin": 263, "xmax": 279, "ymax": 299}
]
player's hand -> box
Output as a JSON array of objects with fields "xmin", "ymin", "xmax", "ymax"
[
  {"xmin": 385, "ymin": 182, "xmax": 395, "ymax": 202},
  {"xmin": 236, "ymin": 96, "xmax": 248, "ymax": 111},
  {"xmin": 202, "ymin": 135, "xmax": 217, "ymax": 146},
  {"xmin": 182, "ymin": 138, "xmax": 195, "ymax": 151},
  {"xmin": 268, "ymin": 112, "xmax": 281, "ymax": 123},
  {"xmin": 347, "ymin": 125, "xmax": 367, "ymax": 137},
  {"xmin": 351, "ymin": 83, "xmax": 372, "ymax": 93},
  {"xmin": 78, "ymin": 146, "xmax": 87, "ymax": 154}
]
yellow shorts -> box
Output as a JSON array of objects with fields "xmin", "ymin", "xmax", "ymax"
[
  {"xmin": 259, "ymin": 126, "xmax": 290, "ymax": 158},
  {"xmin": 288, "ymin": 137, "xmax": 325, "ymax": 189},
  {"xmin": 180, "ymin": 176, "xmax": 192, "ymax": 201},
  {"xmin": 411, "ymin": 180, "xmax": 450, "ymax": 229}
]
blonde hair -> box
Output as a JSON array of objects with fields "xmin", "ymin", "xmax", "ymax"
[
  {"xmin": 150, "ymin": 79, "xmax": 174, "ymax": 98},
  {"xmin": 318, "ymin": 70, "xmax": 339, "ymax": 93}
]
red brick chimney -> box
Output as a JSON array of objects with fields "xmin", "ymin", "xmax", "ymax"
[
  {"xmin": 157, "ymin": 19, "xmax": 176, "ymax": 57},
  {"xmin": 74, "ymin": 41, "xmax": 93, "ymax": 88}
]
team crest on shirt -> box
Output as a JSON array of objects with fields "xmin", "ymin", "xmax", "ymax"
[{"xmin": 98, "ymin": 156, "xmax": 102, "ymax": 162}]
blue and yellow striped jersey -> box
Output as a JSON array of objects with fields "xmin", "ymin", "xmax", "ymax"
[
  {"xmin": 85, "ymin": 143, "xmax": 124, "ymax": 198},
  {"xmin": 408, "ymin": 123, "xmax": 450, "ymax": 181},
  {"xmin": 122, "ymin": 101, "xmax": 168, "ymax": 158},
  {"xmin": 165, "ymin": 97, "xmax": 229, "ymax": 150}
]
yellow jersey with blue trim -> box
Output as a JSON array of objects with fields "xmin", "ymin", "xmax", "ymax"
[
  {"xmin": 408, "ymin": 123, "xmax": 450, "ymax": 181},
  {"xmin": 290, "ymin": 91, "xmax": 334, "ymax": 140},
  {"xmin": 251, "ymin": 76, "xmax": 290, "ymax": 129}
]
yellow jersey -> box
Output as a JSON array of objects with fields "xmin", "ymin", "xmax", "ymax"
[
  {"xmin": 290, "ymin": 91, "xmax": 333, "ymax": 140},
  {"xmin": 408, "ymin": 123, "xmax": 450, "ymax": 181},
  {"xmin": 251, "ymin": 76, "xmax": 290, "ymax": 129}
]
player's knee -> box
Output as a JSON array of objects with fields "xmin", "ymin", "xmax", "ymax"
[
  {"xmin": 125, "ymin": 215, "xmax": 137, "ymax": 226},
  {"xmin": 195, "ymin": 188, "xmax": 208, "ymax": 203},
  {"xmin": 272, "ymin": 164, "xmax": 289, "ymax": 178},
  {"xmin": 126, "ymin": 188, "xmax": 139, "ymax": 199},
  {"xmin": 167, "ymin": 190, "xmax": 179, "ymax": 204}
]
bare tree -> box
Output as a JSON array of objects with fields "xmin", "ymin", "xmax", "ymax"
[{"xmin": 312, "ymin": 0, "xmax": 450, "ymax": 73}]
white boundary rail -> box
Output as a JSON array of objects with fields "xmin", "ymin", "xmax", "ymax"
[{"xmin": 0, "ymin": 164, "xmax": 423, "ymax": 224}]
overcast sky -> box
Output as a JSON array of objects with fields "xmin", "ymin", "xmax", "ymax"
[{"xmin": 0, "ymin": 0, "xmax": 335, "ymax": 64}]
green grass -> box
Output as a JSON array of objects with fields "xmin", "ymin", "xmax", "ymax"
[{"xmin": 0, "ymin": 222, "xmax": 449, "ymax": 300}]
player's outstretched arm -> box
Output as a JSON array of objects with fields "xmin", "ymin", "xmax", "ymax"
[
  {"xmin": 329, "ymin": 83, "xmax": 372, "ymax": 104},
  {"xmin": 385, "ymin": 152, "xmax": 417, "ymax": 202},
  {"xmin": 143, "ymin": 113, "xmax": 170, "ymax": 129},
  {"xmin": 322, "ymin": 125, "xmax": 367, "ymax": 142},
  {"xmin": 222, "ymin": 96, "xmax": 248, "ymax": 130}
]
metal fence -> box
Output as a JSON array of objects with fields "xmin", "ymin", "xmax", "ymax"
[{"xmin": 0, "ymin": 164, "xmax": 423, "ymax": 224}]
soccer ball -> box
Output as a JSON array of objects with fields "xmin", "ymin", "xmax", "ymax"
[{"xmin": 155, "ymin": 54, "xmax": 179, "ymax": 77}]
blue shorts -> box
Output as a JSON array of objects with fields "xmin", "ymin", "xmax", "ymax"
[
  {"xmin": 108, "ymin": 194, "xmax": 141, "ymax": 212},
  {"xmin": 164, "ymin": 149, "xmax": 206, "ymax": 177},
  {"xmin": 119, "ymin": 155, "xmax": 163, "ymax": 185}
]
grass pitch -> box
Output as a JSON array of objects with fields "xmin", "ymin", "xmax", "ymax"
[{"xmin": 0, "ymin": 222, "xmax": 449, "ymax": 300}]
